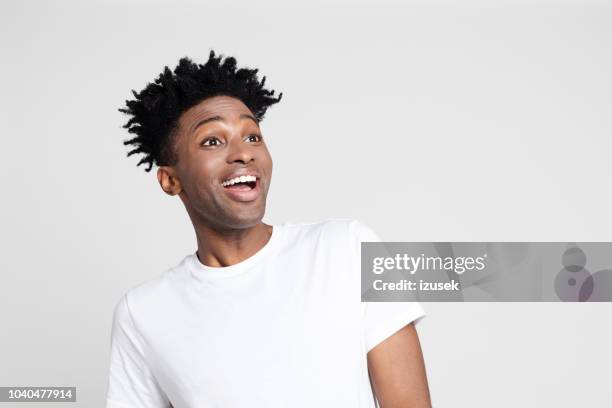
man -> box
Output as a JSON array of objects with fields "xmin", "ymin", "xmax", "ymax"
[{"xmin": 107, "ymin": 50, "xmax": 431, "ymax": 408}]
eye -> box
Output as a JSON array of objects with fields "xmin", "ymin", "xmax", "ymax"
[
  {"xmin": 246, "ymin": 134, "xmax": 263, "ymax": 143},
  {"xmin": 201, "ymin": 136, "xmax": 223, "ymax": 147}
]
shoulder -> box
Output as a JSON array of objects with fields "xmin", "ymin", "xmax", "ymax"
[
  {"xmin": 111, "ymin": 258, "xmax": 190, "ymax": 323},
  {"xmin": 281, "ymin": 217, "xmax": 366, "ymax": 234},
  {"xmin": 279, "ymin": 218, "xmax": 381, "ymax": 247}
]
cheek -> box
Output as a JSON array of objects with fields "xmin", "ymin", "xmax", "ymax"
[
  {"xmin": 259, "ymin": 148, "xmax": 273, "ymax": 175},
  {"xmin": 266, "ymin": 156, "xmax": 273, "ymax": 176},
  {"xmin": 187, "ymin": 156, "xmax": 223, "ymax": 194}
]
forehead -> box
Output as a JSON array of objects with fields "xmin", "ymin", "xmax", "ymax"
[{"xmin": 178, "ymin": 95, "xmax": 253, "ymax": 127}]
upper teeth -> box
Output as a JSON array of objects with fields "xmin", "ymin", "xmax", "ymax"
[{"xmin": 222, "ymin": 175, "xmax": 257, "ymax": 187}]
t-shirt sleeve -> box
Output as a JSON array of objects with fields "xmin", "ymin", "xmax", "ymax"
[
  {"xmin": 106, "ymin": 294, "xmax": 171, "ymax": 408},
  {"xmin": 352, "ymin": 219, "xmax": 426, "ymax": 353}
]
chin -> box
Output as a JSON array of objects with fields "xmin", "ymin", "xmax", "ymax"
[{"xmin": 225, "ymin": 208, "xmax": 265, "ymax": 230}]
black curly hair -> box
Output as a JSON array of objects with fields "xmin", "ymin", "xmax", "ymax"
[{"xmin": 119, "ymin": 50, "xmax": 283, "ymax": 172}]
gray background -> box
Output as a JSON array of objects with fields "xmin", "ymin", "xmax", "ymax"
[{"xmin": 1, "ymin": 0, "xmax": 611, "ymax": 407}]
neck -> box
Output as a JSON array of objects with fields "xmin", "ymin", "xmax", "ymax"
[{"xmin": 194, "ymin": 221, "xmax": 273, "ymax": 268}]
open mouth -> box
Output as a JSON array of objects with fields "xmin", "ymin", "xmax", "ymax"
[
  {"xmin": 220, "ymin": 175, "xmax": 260, "ymax": 202},
  {"xmin": 224, "ymin": 180, "xmax": 257, "ymax": 190},
  {"xmin": 221, "ymin": 175, "xmax": 258, "ymax": 191}
]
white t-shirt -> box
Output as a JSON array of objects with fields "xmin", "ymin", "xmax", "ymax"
[{"xmin": 106, "ymin": 218, "xmax": 425, "ymax": 408}]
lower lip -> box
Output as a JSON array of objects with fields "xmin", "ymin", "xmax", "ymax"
[{"xmin": 221, "ymin": 179, "xmax": 261, "ymax": 202}]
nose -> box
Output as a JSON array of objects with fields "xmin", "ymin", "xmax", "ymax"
[{"xmin": 225, "ymin": 137, "xmax": 254, "ymax": 164}]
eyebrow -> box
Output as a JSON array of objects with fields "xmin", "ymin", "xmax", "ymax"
[{"xmin": 192, "ymin": 114, "xmax": 260, "ymax": 135}]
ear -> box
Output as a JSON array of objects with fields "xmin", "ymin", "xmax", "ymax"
[{"xmin": 157, "ymin": 166, "xmax": 182, "ymax": 196}]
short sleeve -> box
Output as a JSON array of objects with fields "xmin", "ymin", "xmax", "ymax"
[
  {"xmin": 352, "ymin": 220, "xmax": 427, "ymax": 353},
  {"xmin": 106, "ymin": 294, "xmax": 171, "ymax": 408}
]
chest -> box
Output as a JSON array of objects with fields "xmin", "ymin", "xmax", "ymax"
[{"xmin": 146, "ymin": 258, "xmax": 366, "ymax": 407}]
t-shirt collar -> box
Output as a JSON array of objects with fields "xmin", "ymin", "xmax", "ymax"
[{"xmin": 186, "ymin": 224, "xmax": 282, "ymax": 281}]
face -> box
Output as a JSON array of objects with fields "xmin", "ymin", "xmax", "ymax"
[{"xmin": 157, "ymin": 96, "xmax": 273, "ymax": 231}]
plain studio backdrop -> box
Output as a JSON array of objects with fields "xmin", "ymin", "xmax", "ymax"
[{"xmin": 1, "ymin": 0, "xmax": 611, "ymax": 407}]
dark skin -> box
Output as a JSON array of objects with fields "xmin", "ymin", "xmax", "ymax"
[
  {"xmin": 156, "ymin": 95, "xmax": 431, "ymax": 407},
  {"xmin": 368, "ymin": 323, "xmax": 432, "ymax": 407},
  {"xmin": 157, "ymin": 96, "xmax": 273, "ymax": 267}
]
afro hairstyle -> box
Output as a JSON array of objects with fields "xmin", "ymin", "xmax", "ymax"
[{"xmin": 118, "ymin": 50, "xmax": 283, "ymax": 172}]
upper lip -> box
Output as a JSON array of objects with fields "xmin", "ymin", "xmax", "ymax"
[{"xmin": 220, "ymin": 169, "xmax": 260, "ymax": 183}]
